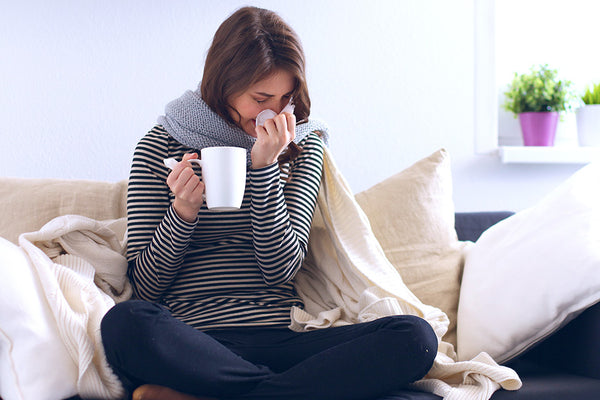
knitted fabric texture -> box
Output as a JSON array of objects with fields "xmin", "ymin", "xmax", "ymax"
[{"xmin": 157, "ymin": 88, "xmax": 329, "ymax": 164}]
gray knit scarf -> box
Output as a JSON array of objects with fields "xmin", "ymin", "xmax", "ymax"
[{"xmin": 157, "ymin": 88, "xmax": 329, "ymax": 165}]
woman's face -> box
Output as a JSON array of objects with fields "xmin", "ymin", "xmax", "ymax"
[{"xmin": 228, "ymin": 69, "xmax": 295, "ymax": 137}]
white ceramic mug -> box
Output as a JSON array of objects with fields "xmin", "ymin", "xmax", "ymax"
[{"xmin": 164, "ymin": 146, "xmax": 247, "ymax": 211}]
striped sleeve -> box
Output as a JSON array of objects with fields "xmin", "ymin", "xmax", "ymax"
[
  {"xmin": 126, "ymin": 128, "xmax": 197, "ymax": 301},
  {"xmin": 249, "ymin": 133, "xmax": 325, "ymax": 286}
]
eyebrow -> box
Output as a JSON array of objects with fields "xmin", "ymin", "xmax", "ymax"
[{"xmin": 254, "ymin": 90, "xmax": 294, "ymax": 98}]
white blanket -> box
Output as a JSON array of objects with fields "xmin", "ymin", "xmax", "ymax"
[
  {"xmin": 16, "ymin": 148, "xmax": 521, "ymax": 400},
  {"xmin": 292, "ymin": 148, "xmax": 521, "ymax": 399},
  {"xmin": 18, "ymin": 217, "xmax": 130, "ymax": 399}
]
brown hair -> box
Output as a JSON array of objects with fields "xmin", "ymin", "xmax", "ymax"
[{"xmin": 201, "ymin": 6, "xmax": 310, "ymax": 168}]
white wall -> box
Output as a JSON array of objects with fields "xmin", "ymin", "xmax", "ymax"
[{"xmin": 0, "ymin": 0, "xmax": 588, "ymax": 212}]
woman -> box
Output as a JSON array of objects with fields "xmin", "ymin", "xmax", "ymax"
[{"xmin": 101, "ymin": 6, "xmax": 437, "ymax": 400}]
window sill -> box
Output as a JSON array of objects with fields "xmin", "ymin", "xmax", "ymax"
[{"xmin": 499, "ymin": 146, "xmax": 600, "ymax": 164}]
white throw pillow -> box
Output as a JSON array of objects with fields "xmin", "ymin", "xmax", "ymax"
[
  {"xmin": 0, "ymin": 237, "xmax": 78, "ymax": 400},
  {"xmin": 457, "ymin": 162, "xmax": 600, "ymax": 363}
]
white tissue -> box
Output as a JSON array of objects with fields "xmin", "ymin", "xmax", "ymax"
[
  {"xmin": 163, "ymin": 158, "xmax": 202, "ymax": 170},
  {"xmin": 163, "ymin": 158, "xmax": 178, "ymax": 169},
  {"xmin": 255, "ymin": 109, "xmax": 278, "ymax": 127},
  {"xmin": 255, "ymin": 100, "xmax": 295, "ymax": 127}
]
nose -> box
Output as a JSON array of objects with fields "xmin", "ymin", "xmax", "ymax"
[{"xmin": 273, "ymin": 103, "xmax": 285, "ymax": 114}]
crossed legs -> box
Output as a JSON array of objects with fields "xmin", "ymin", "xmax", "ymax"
[{"xmin": 101, "ymin": 300, "xmax": 437, "ymax": 400}]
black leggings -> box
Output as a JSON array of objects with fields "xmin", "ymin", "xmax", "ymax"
[{"xmin": 100, "ymin": 300, "xmax": 437, "ymax": 400}]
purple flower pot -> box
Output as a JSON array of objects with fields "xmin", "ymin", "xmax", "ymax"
[{"xmin": 518, "ymin": 112, "xmax": 559, "ymax": 146}]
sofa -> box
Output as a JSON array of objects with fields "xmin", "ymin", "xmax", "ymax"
[{"xmin": 1, "ymin": 149, "xmax": 599, "ymax": 400}]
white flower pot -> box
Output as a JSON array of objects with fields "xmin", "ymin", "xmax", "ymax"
[{"xmin": 576, "ymin": 104, "xmax": 600, "ymax": 147}]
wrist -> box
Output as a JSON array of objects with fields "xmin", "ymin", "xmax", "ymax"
[
  {"xmin": 173, "ymin": 200, "xmax": 199, "ymax": 223},
  {"xmin": 252, "ymin": 158, "xmax": 278, "ymax": 170}
]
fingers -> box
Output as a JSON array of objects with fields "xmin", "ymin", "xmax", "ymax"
[
  {"xmin": 166, "ymin": 153, "xmax": 205, "ymax": 221},
  {"xmin": 167, "ymin": 153, "xmax": 197, "ymax": 188},
  {"xmin": 169, "ymin": 165, "xmax": 202, "ymax": 199},
  {"xmin": 182, "ymin": 152, "xmax": 199, "ymax": 162},
  {"xmin": 284, "ymin": 112, "xmax": 296, "ymax": 139},
  {"xmin": 263, "ymin": 113, "xmax": 295, "ymax": 145},
  {"xmin": 251, "ymin": 113, "xmax": 296, "ymax": 169},
  {"xmin": 273, "ymin": 113, "xmax": 287, "ymax": 133}
]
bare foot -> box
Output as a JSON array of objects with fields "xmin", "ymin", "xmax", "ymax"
[{"xmin": 132, "ymin": 384, "xmax": 217, "ymax": 400}]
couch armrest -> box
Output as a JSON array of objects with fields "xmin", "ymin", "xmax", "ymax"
[{"xmin": 454, "ymin": 211, "xmax": 514, "ymax": 242}]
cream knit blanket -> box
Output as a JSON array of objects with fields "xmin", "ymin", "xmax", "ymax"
[
  {"xmin": 18, "ymin": 217, "xmax": 129, "ymax": 399},
  {"xmin": 292, "ymin": 147, "xmax": 522, "ymax": 399},
  {"xmin": 16, "ymin": 148, "xmax": 520, "ymax": 400}
]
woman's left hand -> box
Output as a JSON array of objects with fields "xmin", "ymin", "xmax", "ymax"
[{"xmin": 251, "ymin": 112, "xmax": 295, "ymax": 169}]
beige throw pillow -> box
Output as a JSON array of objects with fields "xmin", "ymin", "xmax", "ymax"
[
  {"xmin": 0, "ymin": 178, "xmax": 127, "ymax": 244},
  {"xmin": 355, "ymin": 149, "xmax": 466, "ymax": 347}
]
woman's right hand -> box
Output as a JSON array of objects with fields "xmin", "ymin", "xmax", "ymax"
[
  {"xmin": 251, "ymin": 112, "xmax": 295, "ymax": 169},
  {"xmin": 166, "ymin": 153, "xmax": 205, "ymax": 223}
]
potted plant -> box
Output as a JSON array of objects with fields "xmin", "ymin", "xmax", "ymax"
[
  {"xmin": 503, "ymin": 64, "xmax": 576, "ymax": 146},
  {"xmin": 576, "ymin": 83, "xmax": 600, "ymax": 147}
]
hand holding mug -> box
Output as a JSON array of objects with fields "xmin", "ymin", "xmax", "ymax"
[
  {"xmin": 166, "ymin": 153, "xmax": 205, "ymax": 223},
  {"xmin": 164, "ymin": 147, "xmax": 247, "ymax": 215}
]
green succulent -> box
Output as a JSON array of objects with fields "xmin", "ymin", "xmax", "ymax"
[
  {"xmin": 582, "ymin": 83, "xmax": 600, "ymax": 105},
  {"xmin": 503, "ymin": 64, "xmax": 575, "ymax": 116}
]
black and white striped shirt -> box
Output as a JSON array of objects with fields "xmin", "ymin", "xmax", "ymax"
[{"xmin": 126, "ymin": 125, "xmax": 324, "ymax": 330}]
